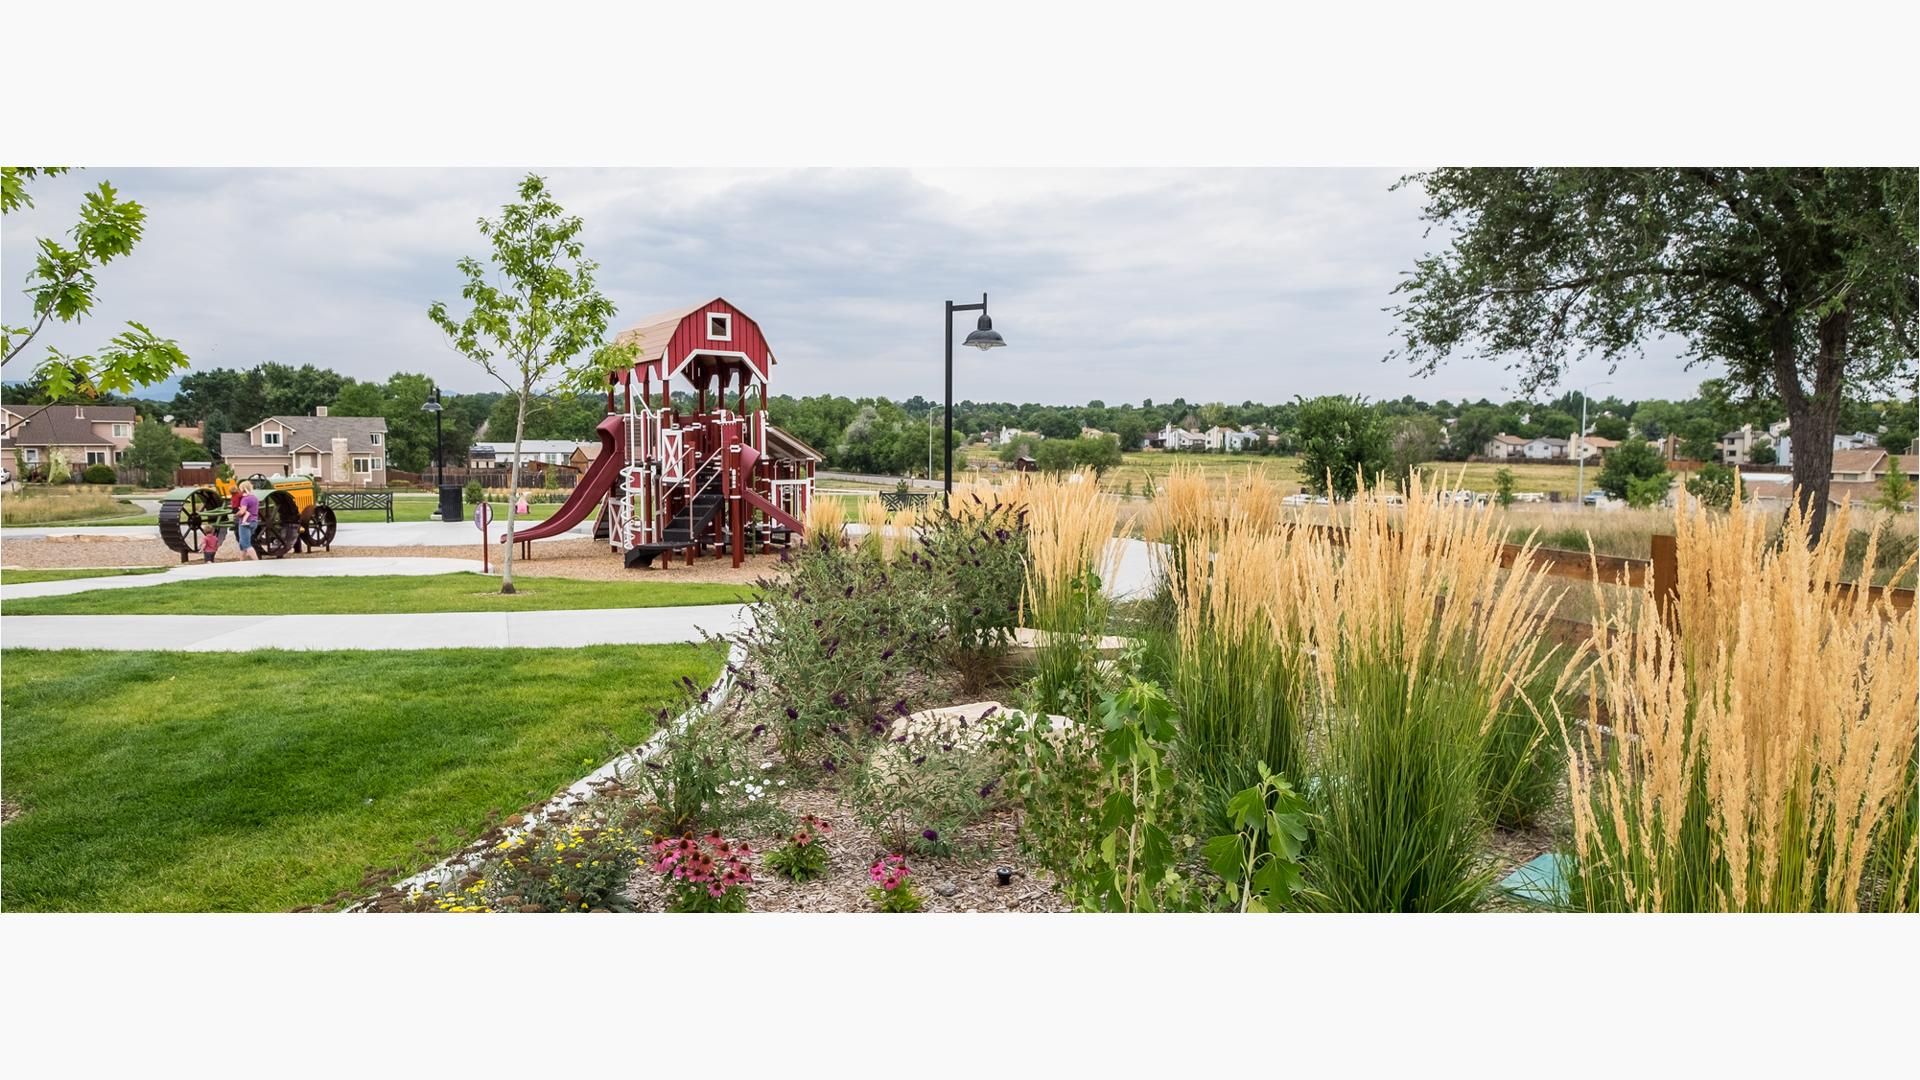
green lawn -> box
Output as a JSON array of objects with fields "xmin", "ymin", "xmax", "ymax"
[
  {"xmin": 0, "ymin": 567, "xmax": 169, "ymax": 585},
  {"xmin": 0, "ymin": 643, "xmax": 723, "ymax": 911},
  {"xmin": 1, "ymin": 572, "xmax": 754, "ymax": 616}
]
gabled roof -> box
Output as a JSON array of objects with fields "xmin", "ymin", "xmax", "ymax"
[
  {"xmin": 1490, "ymin": 433, "xmax": 1528, "ymax": 445},
  {"xmin": 1831, "ymin": 448, "xmax": 1889, "ymax": 475},
  {"xmin": 220, "ymin": 415, "xmax": 387, "ymax": 460},
  {"xmin": 1529, "ymin": 436, "xmax": 1568, "ymax": 446},
  {"xmin": 615, "ymin": 302, "xmax": 709, "ymax": 363},
  {"xmin": 1, "ymin": 403, "xmax": 137, "ymax": 447}
]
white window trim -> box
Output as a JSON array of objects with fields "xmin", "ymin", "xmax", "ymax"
[
  {"xmin": 706, "ymin": 312, "xmax": 733, "ymax": 341},
  {"xmin": 370, "ymin": 432, "xmax": 382, "ymax": 446},
  {"xmin": 112, "ymin": 424, "xmax": 130, "ymax": 438},
  {"xmin": 352, "ymin": 456, "xmax": 374, "ymax": 474},
  {"xmin": 22, "ymin": 448, "xmax": 40, "ymax": 463},
  {"xmin": 263, "ymin": 430, "xmax": 282, "ymax": 446},
  {"xmin": 86, "ymin": 450, "xmax": 111, "ymax": 465}
]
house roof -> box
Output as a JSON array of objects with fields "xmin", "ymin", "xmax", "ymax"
[
  {"xmin": 1579, "ymin": 435, "xmax": 1621, "ymax": 449},
  {"xmin": 220, "ymin": 415, "xmax": 387, "ymax": 460},
  {"xmin": 765, "ymin": 424, "xmax": 825, "ymax": 463},
  {"xmin": 1490, "ymin": 433, "xmax": 1528, "ymax": 445},
  {"xmin": 1530, "ymin": 436, "xmax": 1568, "ymax": 446},
  {"xmin": 1831, "ymin": 448, "xmax": 1889, "ymax": 475},
  {"xmin": 1, "ymin": 403, "xmax": 137, "ymax": 448}
]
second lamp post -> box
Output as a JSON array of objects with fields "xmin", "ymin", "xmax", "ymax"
[{"xmin": 943, "ymin": 293, "xmax": 1007, "ymax": 502}]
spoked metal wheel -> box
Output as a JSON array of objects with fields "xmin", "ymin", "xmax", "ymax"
[
  {"xmin": 299, "ymin": 504, "xmax": 338, "ymax": 550},
  {"xmin": 157, "ymin": 487, "xmax": 224, "ymax": 558},
  {"xmin": 254, "ymin": 491, "xmax": 301, "ymax": 558}
]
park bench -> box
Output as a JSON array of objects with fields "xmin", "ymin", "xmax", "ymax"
[{"xmin": 321, "ymin": 490, "xmax": 394, "ymax": 523}]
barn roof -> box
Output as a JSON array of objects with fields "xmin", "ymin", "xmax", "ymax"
[{"xmin": 614, "ymin": 298, "xmax": 778, "ymax": 368}]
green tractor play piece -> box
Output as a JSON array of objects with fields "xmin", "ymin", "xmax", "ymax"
[{"xmin": 156, "ymin": 473, "xmax": 338, "ymax": 561}]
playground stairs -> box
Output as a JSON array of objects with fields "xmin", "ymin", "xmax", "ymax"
[{"xmin": 624, "ymin": 459, "xmax": 727, "ymax": 568}]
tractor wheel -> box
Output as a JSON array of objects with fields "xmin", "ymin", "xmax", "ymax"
[
  {"xmin": 300, "ymin": 505, "xmax": 338, "ymax": 550},
  {"xmin": 255, "ymin": 491, "xmax": 301, "ymax": 558},
  {"xmin": 157, "ymin": 487, "xmax": 224, "ymax": 557}
]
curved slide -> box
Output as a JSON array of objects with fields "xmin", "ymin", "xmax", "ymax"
[{"xmin": 497, "ymin": 415, "xmax": 623, "ymax": 544}]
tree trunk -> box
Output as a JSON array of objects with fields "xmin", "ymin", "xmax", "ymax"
[
  {"xmin": 500, "ymin": 384, "xmax": 527, "ymax": 593},
  {"xmin": 1776, "ymin": 310, "xmax": 1849, "ymax": 543}
]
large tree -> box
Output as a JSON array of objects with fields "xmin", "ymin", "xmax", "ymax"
[
  {"xmin": 1295, "ymin": 394, "xmax": 1390, "ymax": 499},
  {"xmin": 1, "ymin": 168, "xmax": 188, "ymax": 398},
  {"xmin": 1390, "ymin": 168, "xmax": 1917, "ymax": 539},
  {"xmin": 429, "ymin": 174, "xmax": 625, "ymax": 593}
]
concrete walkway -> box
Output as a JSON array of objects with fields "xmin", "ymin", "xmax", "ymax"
[
  {"xmin": 0, "ymin": 556, "xmax": 485, "ymax": 600},
  {"xmin": 2, "ymin": 518, "xmax": 594, "ymax": 545},
  {"xmin": 0, "ymin": 604, "xmax": 750, "ymax": 652}
]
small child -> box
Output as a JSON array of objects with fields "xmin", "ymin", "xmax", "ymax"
[{"xmin": 201, "ymin": 524, "xmax": 221, "ymax": 563}]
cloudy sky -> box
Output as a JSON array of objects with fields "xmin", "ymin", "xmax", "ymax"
[{"xmin": 2, "ymin": 168, "xmax": 1707, "ymax": 405}]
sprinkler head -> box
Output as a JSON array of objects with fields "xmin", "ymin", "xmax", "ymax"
[{"xmin": 995, "ymin": 867, "xmax": 1013, "ymax": 887}]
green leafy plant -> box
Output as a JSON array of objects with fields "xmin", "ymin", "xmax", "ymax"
[
  {"xmin": 632, "ymin": 692, "xmax": 756, "ymax": 837},
  {"xmin": 464, "ymin": 478, "xmax": 483, "ymax": 505},
  {"xmin": 1200, "ymin": 762, "xmax": 1312, "ymax": 912},
  {"xmin": 1071, "ymin": 680, "xmax": 1194, "ymax": 913},
  {"xmin": 1480, "ymin": 653, "xmax": 1572, "ymax": 830},
  {"xmin": 1685, "ymin": 463, "xmax": 1736, "ymax": 510},
  {"xmin": 764, "ymin": 814, "xmax": 834, "ymax": 882},
  {"xmin": 867, "ymin": 855, "xmax": 923, "ymax": 912},
  {"xmin": 1493, "ymin": 467, "xmax": 1517, "ymax": 507}
]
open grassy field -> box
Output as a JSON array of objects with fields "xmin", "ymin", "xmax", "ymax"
[
  {"xmin": 0, "ymin": 567, "xmax": 171, "ymax": 585},
  {"xmin": 0, "ymin": 642, "xmax": 723, "ymax": 911},
  {"xmin": 955, "ymin": 447, "xmax": 1600, "ymax": 499},
  {"xmin": 0, "ymin": 490, "xmax": 148, "ymax": 527},
  {"xmin": 1, "ymin": 572, "xmax": 753, "ymax": 616}
]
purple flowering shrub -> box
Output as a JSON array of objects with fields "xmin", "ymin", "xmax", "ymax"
[
  {"xmin": 916, "ymin": 497, "xmax": 1029, "ymax": 685},
  {"xmin": 846, "ymin": 718, "xmax": 1003, "ymax": 858},
  {"xmin": 738, "ymin": 536, "xmax": 946, "ymax": 766}
]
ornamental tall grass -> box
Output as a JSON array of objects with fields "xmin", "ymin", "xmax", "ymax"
[
  {"xmin": 803, "ymin": 495, "xmax": 845, "ymax": 546},
  {"xmin": 1169, "ymin": 517, "xmax": 1311, "ymax": 790},
  {"xmin": 1022, "ymin": 472, "xmax": 1122, "ymax": 718},
  {"xmin": 1294, "ymin": 471, "xmax": 1565, "ymax": 911},
  {"xmin": 1561, "ymin": 494, "xmax": 1919, "ymax": 912}
]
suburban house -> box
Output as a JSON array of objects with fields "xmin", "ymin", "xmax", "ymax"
[
  {"xmin": 1738, "ymin": 451, "xmax": 1917, "ymax": 509},
  {"xmin": 1, "ymin": 403, "xmax": 138, "ymax": 473},
  {"xmin": 1567, "ymin": 433, "xmax": 1620, "ymax": 461},
  {"xmin": 1772, "ymin": 430, "xmax": 1897, "ymax": 468},
  {"xmin": 1482, "ymin": 433, "xmax": 1529, "ymax": 460},
  {"xmin": 1154, "ymin": 424, "xmax": 1208, "ymax": 451},
  {"xmin": 1201, "ymin": 425, "xmax": 1259, "ymax": 452},
  {"xmin": 996, "ymin": 426, "xmax": 1021, "ymax": 446},
  {"xmin": 219, "ymin": 407, "xmax": 389, "ymax": 487},
  {"xmin": 1522, "ymin": 435, "xmax": 1568, "ymax": 460}
]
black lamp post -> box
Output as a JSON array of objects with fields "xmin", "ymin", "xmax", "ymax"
[
  {"xmin": 421, "ymin": 387, "xmax": 444, "ymax": 487},
  {"xmin": 944, "ymin": 293, "xmax": 1007, "ymax": 503}
]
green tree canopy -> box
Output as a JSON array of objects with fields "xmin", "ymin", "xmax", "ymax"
[
  {"xmin": 1295, "ymin": 395, "xmax": 1389, "ymax": 499},
  {"xmin": 428, "ymin": 174, "xmax": 627, "ymax": 591},
  {"xmin": 1596, "ymin": 438, "xmax": 1668, "ymax": 501},
  {"xmin": 1391, "ymin": 167, "xmax": 1918, "ymax": 539}
]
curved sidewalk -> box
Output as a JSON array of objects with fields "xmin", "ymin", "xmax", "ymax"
[
  {"xmin": 0, "ymin": 556, "xmax": 485, "ymax": 600},
  {"xmin": 0, "ymin": 604, "xmax": 749, "ymax": 652}
]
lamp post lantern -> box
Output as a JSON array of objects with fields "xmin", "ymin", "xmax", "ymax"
[
  {"xmin": 943, "ymin": 293, "xmax": 1006, "ymax": 503},
  {"xmin": 421, "ymin": 386, "xmax": 444, "ymax": 487}
]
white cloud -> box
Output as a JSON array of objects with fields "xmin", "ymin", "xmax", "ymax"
[{"xmin": 1, "ymin": 167, "xmax": 1714, "ymax": 404}]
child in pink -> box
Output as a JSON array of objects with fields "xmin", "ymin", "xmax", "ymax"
[{"xmin": 201, "ymin": 524, "xmax": 221, "ymax": 563}]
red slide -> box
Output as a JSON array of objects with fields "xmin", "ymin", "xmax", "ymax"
[
  {"xmin": 497, "ymin": 415, "xmax": 623, "ymax": 544},
  {"xmin": 740, "ymin": 487, "xmax": 805, "ymax": 534}
]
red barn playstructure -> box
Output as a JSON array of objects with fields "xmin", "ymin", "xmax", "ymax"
[{"xmin": 504, "ymin": 299, "xmax": 818, "ymax": 568}]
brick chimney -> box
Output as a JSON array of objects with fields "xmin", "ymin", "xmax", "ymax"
[{"xmin": 315, "ymin": 405, "xmax": 329, "ymax": 417}]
